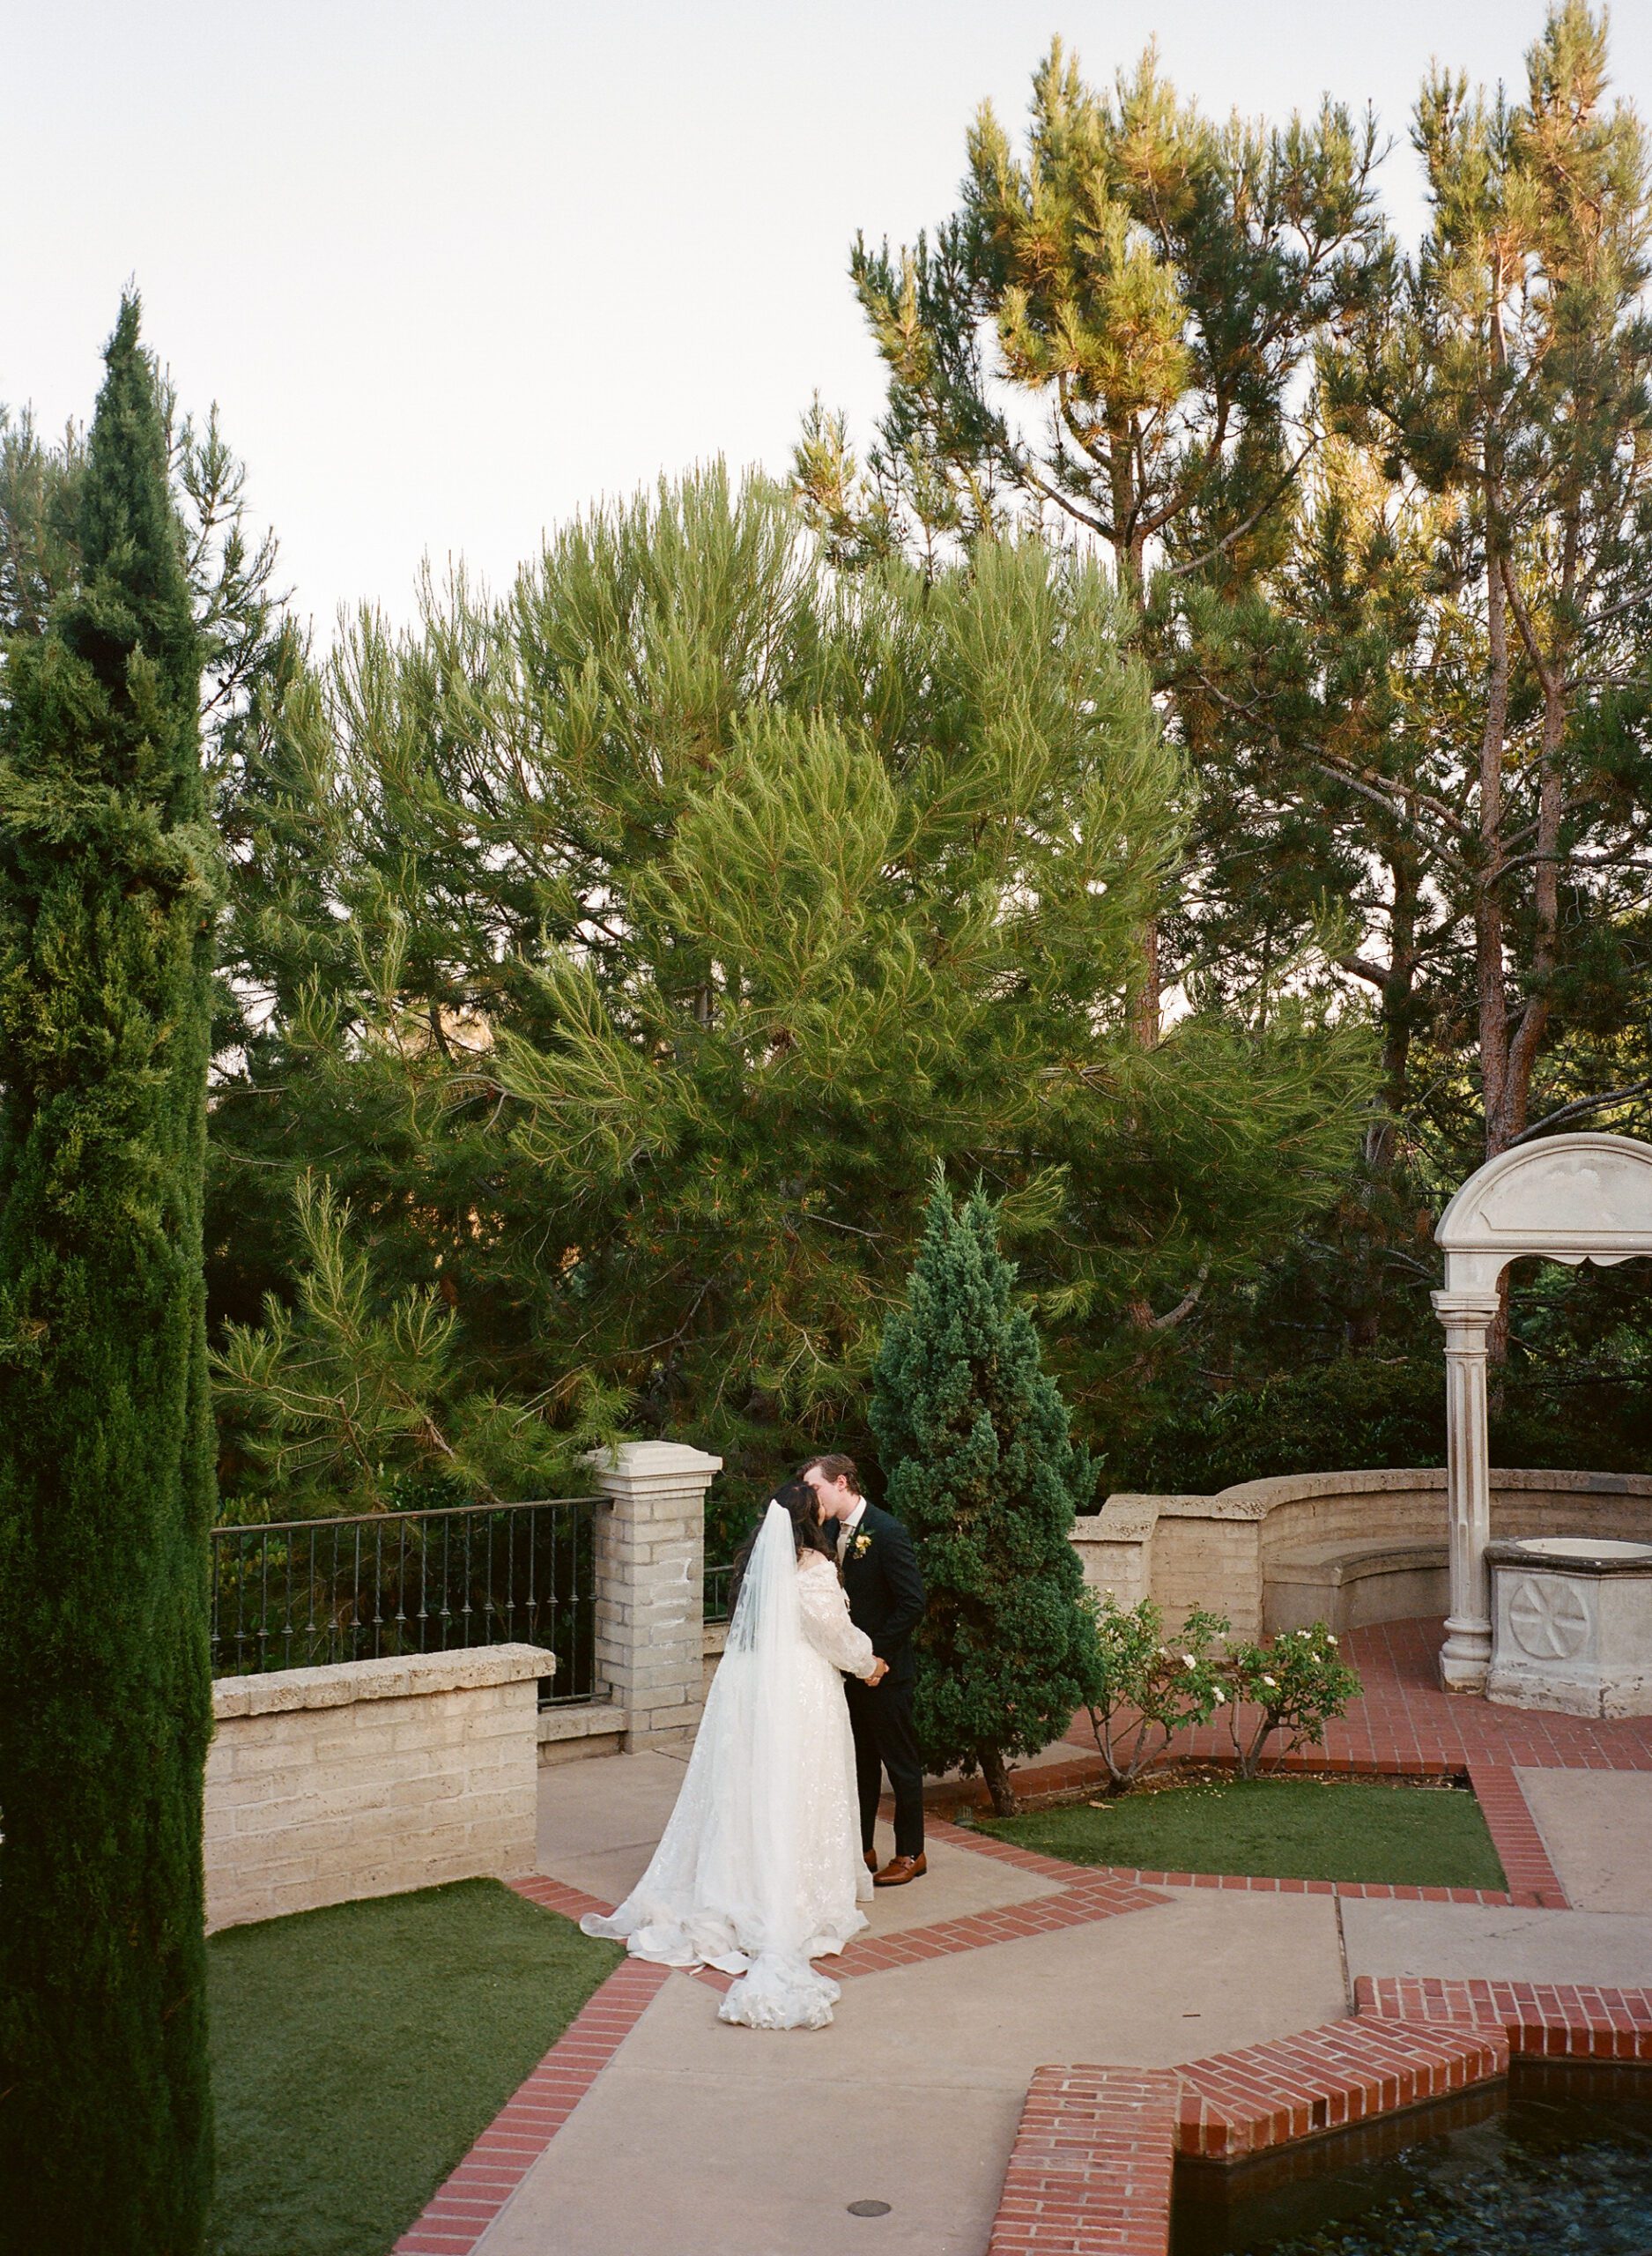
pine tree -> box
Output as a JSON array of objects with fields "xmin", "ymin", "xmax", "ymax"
[
  {"xmin": 1340, "ymin": 0, "xmax": 1652, "ymax": 1170},
  {"xmin": 870, "ymin": 1178, "xmax": 1100, "ymax": 1815},
  {"xmin": 0, "ymin": 300, "xmax": 219, "ymax": 2253},
  {"xmin": 208, "ymin": 471, "xmax": 1374, "ymax": 1518}
]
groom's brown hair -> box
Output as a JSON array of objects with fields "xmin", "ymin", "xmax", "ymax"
[{"xmin": 803, "ymin": 1451, "xmax": 862, "ymax": 1495}]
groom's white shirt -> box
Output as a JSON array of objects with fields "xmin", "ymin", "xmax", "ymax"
[{"xmin": 835, "ymin": 1497, "xmax": 867, "ymax": 1562}]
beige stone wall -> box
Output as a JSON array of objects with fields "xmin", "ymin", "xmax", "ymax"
[
  {"xmin": 205, "ymin": 1644, "xmax": 549, "ymax": 1931},
  {"xmin": 1070, "ymin": 1469, "xmax": 1652, "ymax": 1638},
  {"xmin": 537, "ymin": 1700, "xmax": 626, "ymax": 1767}
]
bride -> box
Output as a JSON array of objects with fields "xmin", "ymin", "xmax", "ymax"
[{"xmin": 581, "ymin": 1479, "xmax": 881, "ymax": 2029}]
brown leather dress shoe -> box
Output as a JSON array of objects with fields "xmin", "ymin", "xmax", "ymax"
[
  {"xmin": 873, "ymin": 1852, "xmax": 928, "ymax": 1887},
  {"xmin": 863, "ymin": 1849, "xmax": 878, "ymax": 1874}
]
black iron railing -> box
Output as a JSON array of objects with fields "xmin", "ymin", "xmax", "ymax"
[
  {"xmin": 704, "ymin": 1561, "xmax": 735, "ymax": 1624},
  {"xmin": 211, "ymin": 1497, "xmax": 600, "ymax": 1707}
]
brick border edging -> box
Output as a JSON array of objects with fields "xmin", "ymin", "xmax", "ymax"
[
  {"xmin": 985, "ymin": 1981, "xmax": 1652, "ymax": 2256},
  {"xmin": 1463, "ymin": 1758, "xmax": 1567, "ymax": 1904},
  {"xmin": 389, "ymin": 1880, "xmax": 667, "ymax": 2256}
]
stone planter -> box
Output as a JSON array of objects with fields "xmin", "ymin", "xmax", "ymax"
[{"xmin": 1485, "ymin": 1537, "xmax": 1652, "ymax": 1718}]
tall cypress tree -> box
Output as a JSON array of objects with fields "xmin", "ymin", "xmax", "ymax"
[
  {"xmin": 0, "ymin": 300, "xmax": 219, "ymax": 2253},
  {"xmin": 871, "ymin": 1178, "xmax": 1099, "ymax": 1814}
]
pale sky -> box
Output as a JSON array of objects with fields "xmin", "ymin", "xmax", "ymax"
[{"xmin": 7, "ymin": 1, "xmax": 1651, "ymax": 638}]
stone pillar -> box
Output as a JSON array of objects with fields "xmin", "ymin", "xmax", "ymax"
[
  {"xmin": 1432, "ymin": 1289, "xmax": 1500, "ymax": 1693},
  {"xmin": 587, "ymin": 1439, "xmax": 722, "ymax": 1751}
]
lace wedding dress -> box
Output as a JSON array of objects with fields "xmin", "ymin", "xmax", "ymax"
[{"xmin": 581, "ymin": 1501, "xmax": 875, "ymax": 2030}]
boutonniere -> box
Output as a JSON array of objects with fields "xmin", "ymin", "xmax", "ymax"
[{"xmin": 851, "ymin": 1532, "xmax": 872, "ymax": 1558}]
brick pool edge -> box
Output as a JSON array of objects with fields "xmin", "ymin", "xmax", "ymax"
[{"xmin": 984, "ymin": 1981, "xmax": 1652, "ymax": 2256}]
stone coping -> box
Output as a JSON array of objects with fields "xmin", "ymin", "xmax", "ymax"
[
  {"xmin": 1270, "ymin": 1539, "xmax": 1448, "ymax": 1580},
  {"xmin": 1078, "ymin": 1466, "xmax": 1652, "ymax": 1531},
  {"xmin": 211, "ymin": 1642, "xmax": 555, "ymax": 1718},
  {"xmin": 1486, "ymin": 1538, "xmax": 1652, "ymax": 1577}
]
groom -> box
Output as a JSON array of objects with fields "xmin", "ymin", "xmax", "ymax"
[{"xmin": 801, "ymin": 1453, "xmax": 927, "ymax": 1885}]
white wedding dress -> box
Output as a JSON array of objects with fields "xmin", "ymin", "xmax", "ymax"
[{"xmin": 581, "ymin": 1501, "xmax": 875, "ymax": 2029}]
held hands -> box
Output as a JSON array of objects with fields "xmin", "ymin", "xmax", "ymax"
[{"xmin": 863, "ymin": 1658, "xmax": 889, "ymax": 1687}]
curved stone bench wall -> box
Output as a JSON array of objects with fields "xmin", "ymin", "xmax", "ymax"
[{"xmin": 1070, "ymin": 1470, "xmax": 1652, "ymax": 1638}]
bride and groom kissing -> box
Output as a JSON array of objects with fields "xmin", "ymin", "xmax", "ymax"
[{"xmin": 582, "ymin": 1454, "xmax": 928, "ymax": 2030}]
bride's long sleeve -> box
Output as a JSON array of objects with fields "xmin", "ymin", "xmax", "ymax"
[{"xmin": 796, "ymin": 1559, "xmax": 877, "ymax": 1677}]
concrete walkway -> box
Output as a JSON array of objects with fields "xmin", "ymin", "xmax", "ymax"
[
  {"xmin": 1517, "ymin": 1765, "xmax": 1652, "ymax": 1913},
  {"xmin": 480, "ymin": 1755, "xmax": 1347, "ymax": 2256},
  {"xmin": 467, "ymin": 1746, "xmax": 1652, "ymax": 2256}
]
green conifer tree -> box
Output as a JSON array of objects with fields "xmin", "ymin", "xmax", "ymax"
[
  {"xmin": 0, "ymin": 300, "xmax": 219, "ymax": 2253},
  {"xmin": 871, "ymin": 1178, "xmax": 1099, "ymax": 1814}
]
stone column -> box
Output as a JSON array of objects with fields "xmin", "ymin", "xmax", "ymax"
[
  {"xmin": 1432, "ymin": 1288, "xmax": 1501, "ymax": 1693},
  {"xmin": 587, "ymin": 1439, "xmax": 722, "ymax": 1752}
]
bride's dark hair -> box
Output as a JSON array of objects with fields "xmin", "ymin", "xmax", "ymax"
[{"xmin": 728, "ymin": 1478, "xmax": 833, "ymax": 1610}]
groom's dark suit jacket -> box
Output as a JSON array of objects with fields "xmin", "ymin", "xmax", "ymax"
[{"xmin": 839, "ymin": 1503, "xmax": 925, "ymax": 1690}]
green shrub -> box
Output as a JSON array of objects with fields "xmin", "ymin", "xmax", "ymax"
[
  {"xmin": 1078, "ymin": 1592, "xmax": 1231, "ymax": 1790},
  {"xmin": 1223, "ymin": 1623, "xmax": 1363, "ymax": 1777},
  {"xmin": 1099, "ymin": 1360, "xmax": 1445, "ymax": 1498},
  {"xmin": 1075, "ymin": 1595, "xmax": 1364, "ymax": 1787}
]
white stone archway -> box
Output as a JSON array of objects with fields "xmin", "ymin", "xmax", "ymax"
[{"xmin": 1433, "ymin": 1132, "xmax": 1652, "ymax": 1691}]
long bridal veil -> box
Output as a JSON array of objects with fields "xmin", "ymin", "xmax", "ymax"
[{"xmin": 580, "ymin": 1498, "xmax": 855, "ymax": 2029}]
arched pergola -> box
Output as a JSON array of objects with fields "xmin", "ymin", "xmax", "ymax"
[{"xmin": 1433, "ymin": 1132, "xmax": 1652, "ymax": 1691}]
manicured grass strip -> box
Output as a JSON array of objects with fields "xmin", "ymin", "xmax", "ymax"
[
  {"xmin": 207, "ymin": 1879, "xmax": 623, "ymax": 2256},
  {"xmin": 980, "ymin": 1777, "xmax": 1509, "ymax": 1889}
]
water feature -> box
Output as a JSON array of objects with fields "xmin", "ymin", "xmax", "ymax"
[{"xmin": 1173, "ymin": 2064, "xmax": 1652, "ymax": 2256}]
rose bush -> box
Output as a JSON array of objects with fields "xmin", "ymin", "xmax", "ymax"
[
  {"xmin": 1223, "ymin": 1624, "xmax": 1363, "ymax": 1777},
  {"xmin": 1079, "ymin": 1592, "xmax": 1230, "ymax": 1791},
  {"xmin": 1078, "ymin": 1596, "xmax": 1364, "ymax": 1789}
]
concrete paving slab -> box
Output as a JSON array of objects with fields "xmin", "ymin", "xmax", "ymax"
[
  {"xmin": 1516, "ymin": 1767, "xmax": 1652, "ymax": 1914},
  {"xmin": 475, "ymin": 2006, "xmax": 1016, "ymax": 2256},
  {"xmin": 536, "ymin": 1750, "xmax": 687, "ymax": 1878},
  {"xmin": 537, "ymin": 1756, "xmax": 1067, "ymax": 1925},
  {"xmin": 855, "ymin": 1837, "xmax": 1066, "ymax": 1936},
  {"xmin": 1343, "ymin": 1896, "xmax": 1652, "ymax": 1985},
  {"xmin": 618, "ymin": 1889, "xmax": 1345, "ymax": 2088}
]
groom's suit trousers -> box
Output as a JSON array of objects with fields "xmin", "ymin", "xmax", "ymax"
[{"xmin": 844, "ymin": 1676, "xmax": 925, "ymax": 1859}]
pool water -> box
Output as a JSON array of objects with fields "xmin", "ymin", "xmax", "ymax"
[{"xmin": 1172, "ymin": 2066, "xmax": 1652, "ymax": 2256}]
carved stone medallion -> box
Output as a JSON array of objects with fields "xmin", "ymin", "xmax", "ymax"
[{"xmin": 1508, "ymin": 1574, "xmax": 1591, "ymax": 1660}]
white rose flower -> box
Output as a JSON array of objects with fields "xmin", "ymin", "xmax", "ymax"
[
  {"xmin": 1181, "ymin": 1653, "xmax": 1197, "ymax": 1669},
  {"xmin": 1261, "ymin": 1673, "xmax": 1278, "ymax": 1688}
]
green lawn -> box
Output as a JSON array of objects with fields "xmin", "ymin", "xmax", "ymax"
[
  {"xmin": 207, "ymin": 1879, "xmax": 623, "ymax": 2256},
  {"xmin": 980, "ymin": 1776, "xmax": 1508, "ymax": 1889}
]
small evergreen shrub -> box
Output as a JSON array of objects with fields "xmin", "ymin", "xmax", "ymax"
[{"xmin": 871, "ymin": 1179, "xmax": 1101, "ymax": 1814}]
